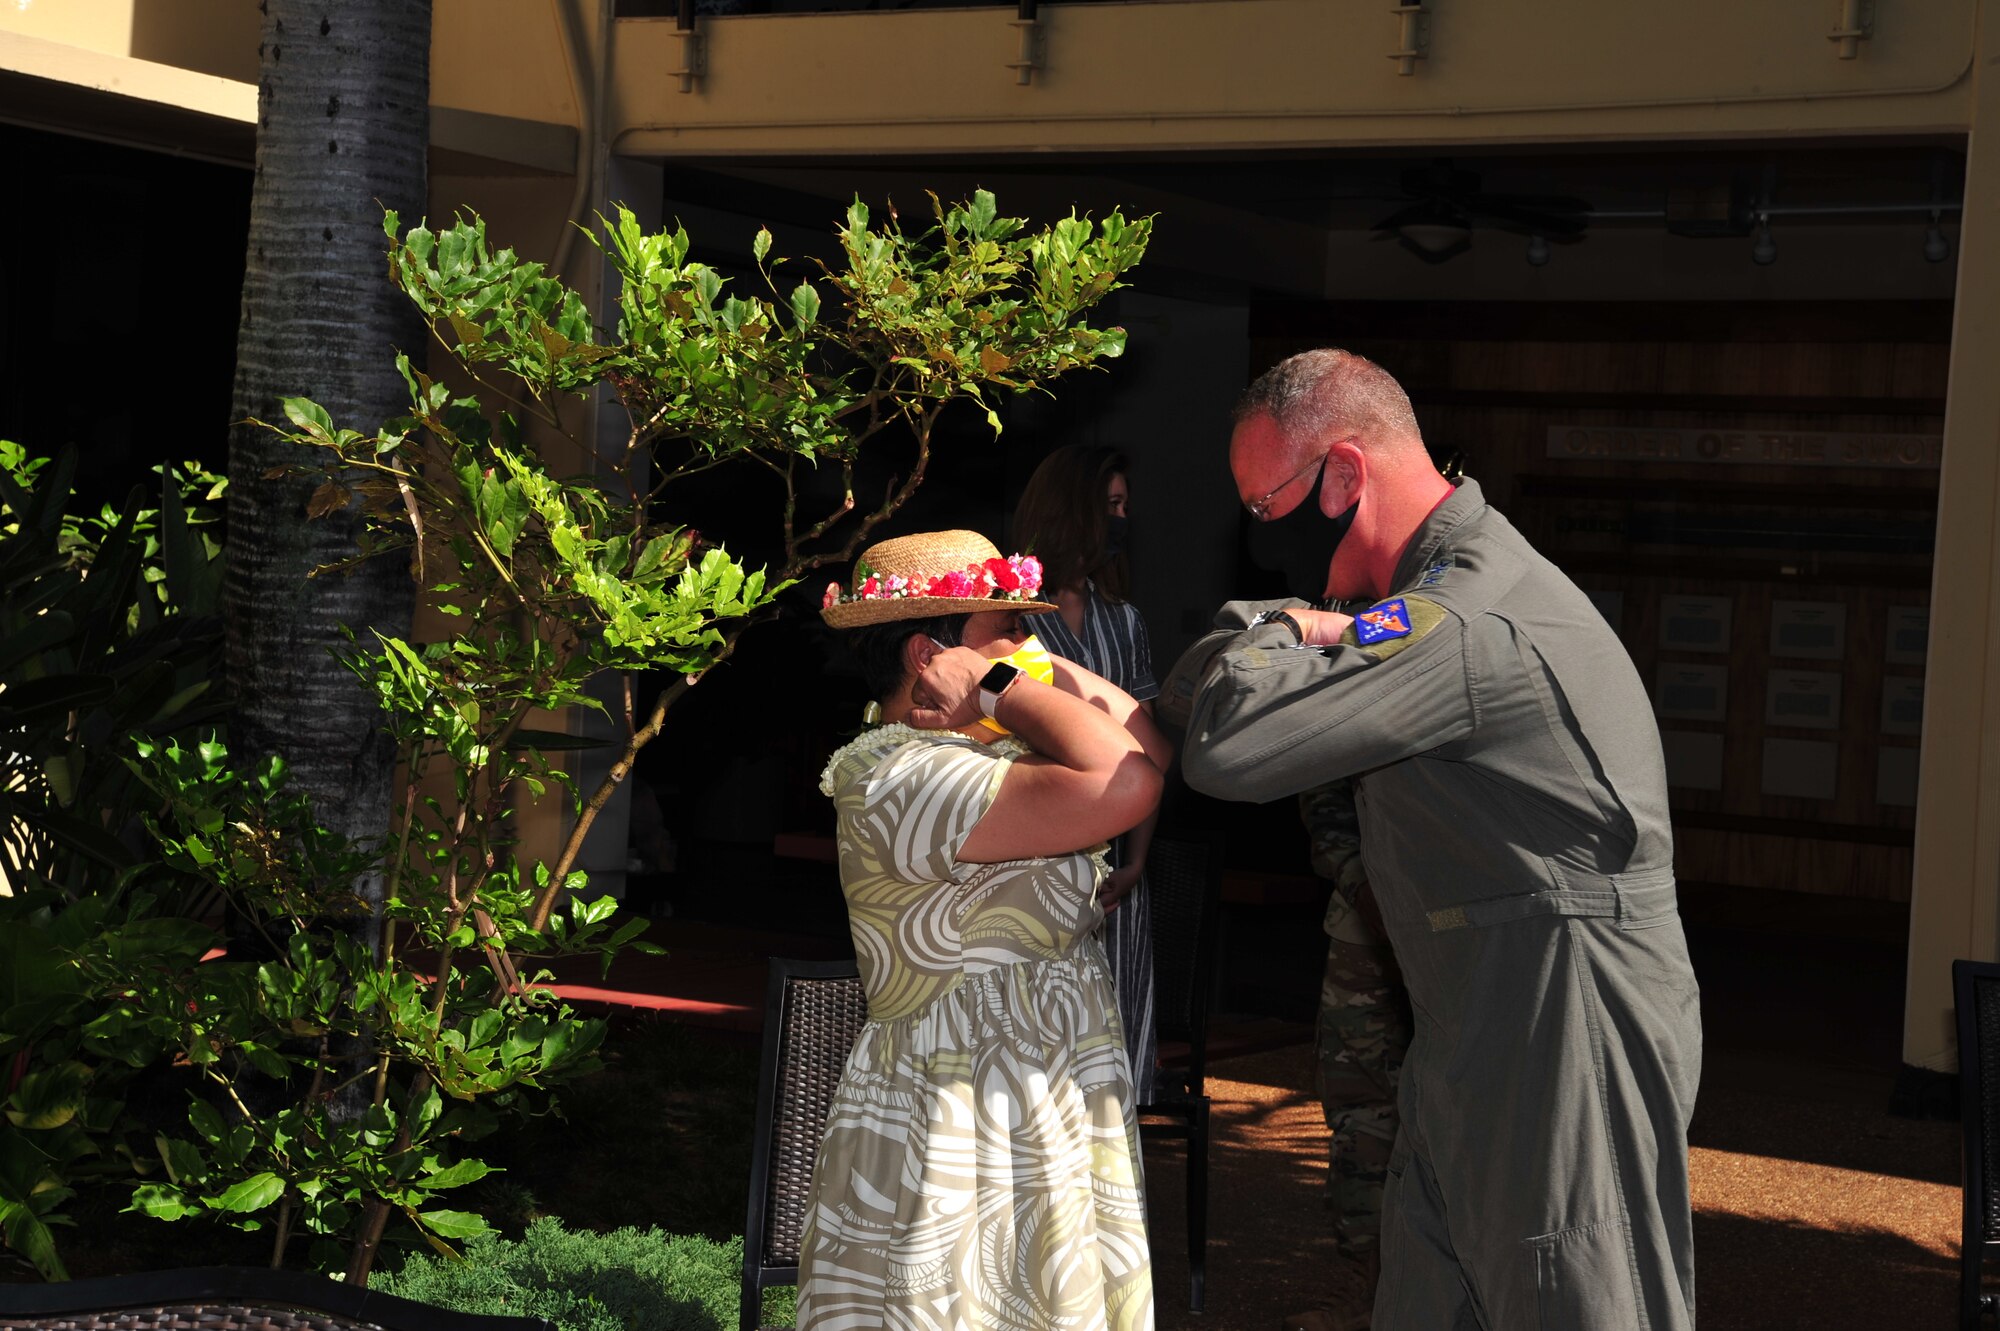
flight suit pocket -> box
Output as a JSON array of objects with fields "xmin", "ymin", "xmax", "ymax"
[{"xmin": 1524, "ymin": 1218, "xmax": 1639, "ymax": 1331}]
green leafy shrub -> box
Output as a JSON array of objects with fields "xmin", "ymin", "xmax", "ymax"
[
  {"xmin": 120, "ymin": 735, "xmax": 644, "ymax": 1277},
  {"xmin": 0, "ymin": 443, "xmax": 227, "ymax": 1281},
  {"xmin": 371, "ymin": 1216, "xmax": 795, "ymax": 1330}
]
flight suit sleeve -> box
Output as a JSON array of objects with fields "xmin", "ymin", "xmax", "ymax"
[
  {"xmin": 1179, "ymin": 594, "xmax": 1475, "ymax": 804},
  {"xmin": 1157, "ymin": 598, "xmax": 1309, "ymax": 732}
]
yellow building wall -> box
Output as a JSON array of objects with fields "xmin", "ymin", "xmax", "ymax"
[
  {"xmin": 432, "ymin": 0, "xmax": 579, "ymax": 129},
  {"xmin": 2, "ymin": 0, "xmax": 254, "ymax": 79},
  {"xmin": 1904, "ymin": 0, "xmax": 2000, "ymax": 1072}
]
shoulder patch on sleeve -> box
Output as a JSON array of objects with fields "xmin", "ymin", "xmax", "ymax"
[
  {"xmin": 1354, "ymin": 597, "xmax": 1414, "ymax": 645},
  {"xmin": 1339, "ymin": 594, "xmax": 1450, "ymax": 661}
]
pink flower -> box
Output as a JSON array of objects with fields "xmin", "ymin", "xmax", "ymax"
[
  {"xmin": 1015, "ymin": 555, "xmax": 1043, "ymax": 594},
  {"xmin": 930, "ymin": 570, "xmax": 976, "ymax": 598},
  {"xmin": 822, "ymin": 582, "xmax": 841, "ymax": 609},
  {"xmin": 887, "ymin": 574, "xmax": 908, "ymax": 594}
]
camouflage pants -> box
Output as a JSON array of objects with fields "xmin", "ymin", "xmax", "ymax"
[{"xmin": 1317, "ymin": 880, "xmax": 1413, "ymax": 1257}]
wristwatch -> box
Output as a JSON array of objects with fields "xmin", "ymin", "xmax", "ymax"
[
  {"xmin": 977, "ymin": 661, "xmax": 1025, "ymax": 718},
  {"xmin": 1252, "ymin": 608, "xmax": 1305, "ymax": 644}
]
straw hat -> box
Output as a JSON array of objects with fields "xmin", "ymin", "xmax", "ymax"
[{"xmin": 820, "ymin": 529, "xmax": 1055, "ymax": 628}]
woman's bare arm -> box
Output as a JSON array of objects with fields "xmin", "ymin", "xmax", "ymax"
[{"xmin": 907, "ymin": 647, "xmax": 1164, "ymax": 863}]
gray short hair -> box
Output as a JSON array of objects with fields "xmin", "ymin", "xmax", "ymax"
[{"xmin": 1234, "ymin": 348, "xmax": 1420, "ymax": 448}]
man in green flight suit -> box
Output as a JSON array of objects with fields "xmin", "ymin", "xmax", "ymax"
[{"xmin": 1163, "ymin": 349, "xmax": 1701, "ymax": 1331}]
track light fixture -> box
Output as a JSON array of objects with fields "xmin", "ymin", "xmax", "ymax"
[
  {"xmin": 1751, "ymin": 216, "xmax": 1776, "ymax": 266},
  {"xmin": 1925, "ymin": 212, "xmax": 1951, "ymax": 263}
]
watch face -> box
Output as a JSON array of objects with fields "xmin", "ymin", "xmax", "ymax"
[{"xmin": 979, "ymin": 661, "xmax": 1023, "ymax": 694}]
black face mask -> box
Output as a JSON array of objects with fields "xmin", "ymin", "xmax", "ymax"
[
  {"xmin": 1104, "ymin": 514, "xmax": 1130, "ymax": 559},
  {"xmin": 1245, "ymin": 468, "xmax": 1357, "ymax": 603}
]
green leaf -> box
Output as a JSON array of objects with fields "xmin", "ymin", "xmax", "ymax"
[
  {"xmin": 752, "ymin": 227, "xmax": 773, "ymax": 263},
  {"xmin": 421, "ymin": 1158, "xmax": 493, "ymax": 1191},
  {"xmin": 280, "ymin": 398, "xmax": 335, "ymax": 438},
  {"xmin": 967, "ymin": 189, "xmax": 998, "ymax": 239},
  {"xmin": 187, "ymin": 1100, "xmax": 227, "ymax": 1144},
  {"xmin": 238, "ymin": 1042, "xmax": 289, "ymax": 1079},
  {"xmin": 5, "ymin": 1063, "xmax": 89, "ymax": 1131},
  {"xmin": 213, "ymin": 1171, "xmax": 284, "ymax": 1213},
  {"xmin": 156, "ymin": 1136, "xmax": 206, "ymax": 1186},
  {"xmin": 126, "ymin": 1183, "xmax": 194, "ymax": 1223},
  {"xmin": 1, "ymin": 1201, "xmax": 69, "ymax": 1280},
  {"xmin": 417, "ymin": 1208, "xmax": 490, "ymax": 1240},
  {"xmin": 790, "ymin": 282, "xmax": 820, "ymax": 327}
]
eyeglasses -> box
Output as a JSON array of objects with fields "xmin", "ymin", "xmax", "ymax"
[{"xmin": 1245, "ymin": 442, "xmax": 1345, "ymax": 521}]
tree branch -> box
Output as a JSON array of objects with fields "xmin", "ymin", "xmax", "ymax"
[{"xmin": 525, "ymin": 629, "xmax": 745, "ymax": 932}]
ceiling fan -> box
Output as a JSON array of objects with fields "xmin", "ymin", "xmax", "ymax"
[{"xmin": 1370, "ymin": 159, "xmax": 1591, "ymax": 263}]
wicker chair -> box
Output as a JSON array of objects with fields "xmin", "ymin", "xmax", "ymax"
[
  {"xmin": 0, "ymin": 1266, "xmax": 551, "ymax": 1331},
  {"xmin": 739, "ymin": 957, "xmax": 868, "ymax": 1331},
  {"xmin": 1136, "ymin": 833, "xmax": 1225, "ymax": 1313},
  {"xmin": 1956, "ymin": 959, "xmax": 2000, "ymax": 1328}
]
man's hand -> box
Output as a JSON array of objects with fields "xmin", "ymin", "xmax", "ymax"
[
  {"xmin": 1288, "ymin": 608, "xmax": 1354, "ymax": 646},
  {"xmin": 906, "ymin": 645, "xmax": 993, "ymax": 730},
  {"xmin": 1100, "ymin": 862, "xmax": 1142, "ymax": 913}
]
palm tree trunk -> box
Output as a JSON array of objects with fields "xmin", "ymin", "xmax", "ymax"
[{"xmin": 224, "ymin": 0, "xmax": 429, "ymax": 852}]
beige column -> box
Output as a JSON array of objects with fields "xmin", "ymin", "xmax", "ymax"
[{"xmin": 1904, "ymin": 1, "xmax": 2000, "ymax": 1072}]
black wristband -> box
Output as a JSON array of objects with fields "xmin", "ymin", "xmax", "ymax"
[{"xmin": 1267, "ymin": 610, "xmax": 1304, "ymax": 644}]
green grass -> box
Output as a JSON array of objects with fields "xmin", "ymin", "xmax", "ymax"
[{"xmin": 372, "ymin": 1216, "xmax": 795, "ymax": 1331}]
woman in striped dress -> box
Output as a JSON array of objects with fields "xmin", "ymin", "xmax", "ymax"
[
  {"xmin": 801, "ymin": 529, "xmax": 1171, "ymax": 1331},
  {"xmin": 1012, "ymin": 446, "xmax": 1163, "ymax": 1101}
]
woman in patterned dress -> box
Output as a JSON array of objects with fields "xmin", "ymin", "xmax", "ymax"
[
  {"xmin": 1011, "ymin": 446, "xmax": 1162, "ymax": 1101},
  {"xmin": 801, "ymin": 528, "xmax": 1171, "ymax": 1331}
]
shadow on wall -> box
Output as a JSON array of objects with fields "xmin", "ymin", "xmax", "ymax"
[{"xmin": 129, "ymin": 0, "xmax": 260, "ymax": 82}]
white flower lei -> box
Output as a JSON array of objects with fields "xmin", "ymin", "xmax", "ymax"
[
  {"xmin": 817, "ymin": 724, "xmax": 1026, "ymax": 797},
  {"xmin": 818, "ymin": 722, "xmax": 929, "ymax": 796}
]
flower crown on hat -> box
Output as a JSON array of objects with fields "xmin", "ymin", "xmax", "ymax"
[
  {"xmin": 818, "ymin": 529, "xmax": 1055, "ymax": 628},
  {"xmin": 822, "ymin": 552, "xmax": 1044, "ymax": 611}
]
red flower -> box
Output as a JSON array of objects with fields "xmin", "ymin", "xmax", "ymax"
[
  {"xmin": 985, "ymin": 557, "xmax": 1021, "ymax": 592},
  {"xmin": 929, "ymin": 570, "xmax": 976, "ymax": 598}
]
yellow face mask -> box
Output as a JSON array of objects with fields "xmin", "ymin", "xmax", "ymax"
[{"xmin": 976, "ymin": 635, "xmax": 1056, "ymax": 736}]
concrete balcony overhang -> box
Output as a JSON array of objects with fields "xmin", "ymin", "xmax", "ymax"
[{"xmin": 603, "ymin": 0, "xmax": 1980, "ymax": 159}]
